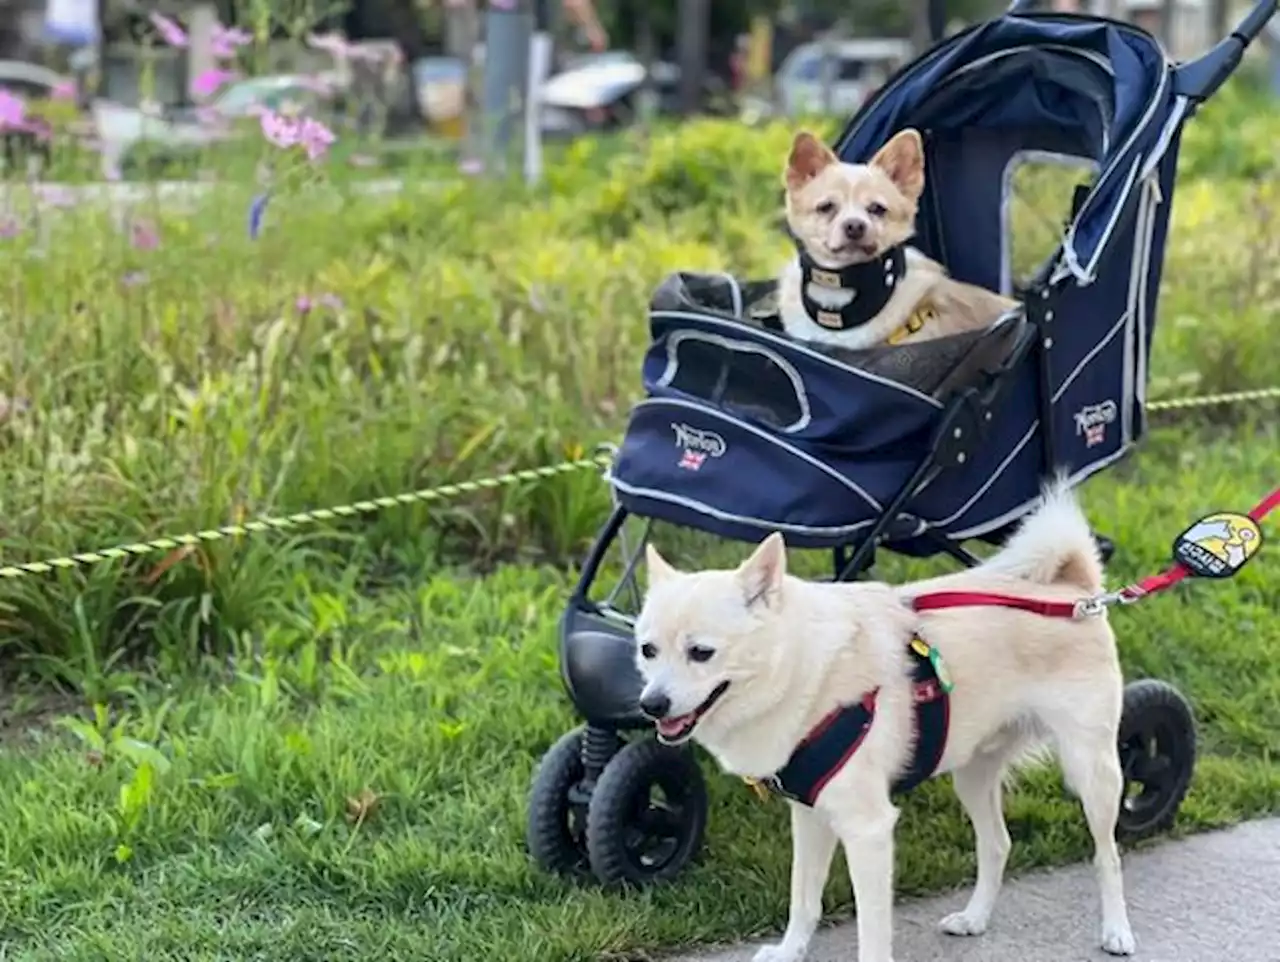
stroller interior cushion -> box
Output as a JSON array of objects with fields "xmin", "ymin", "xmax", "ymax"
[{"xmin": 650, "ymin": 272, "xmax": 1026, "ymax": 400}]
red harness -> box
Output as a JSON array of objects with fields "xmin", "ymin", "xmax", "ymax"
[{"xmin": 911, "ymin": 486, "xmax": 1280, "ymax": 620}]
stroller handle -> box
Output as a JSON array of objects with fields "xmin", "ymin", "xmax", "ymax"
[
  {"xmin": 1005, "ymin": 0, "xmax": 1276, "ymax": 103},
  {"xmin": 1175, "ymin": 0, "xmax": 1277, "ymax": 101}
]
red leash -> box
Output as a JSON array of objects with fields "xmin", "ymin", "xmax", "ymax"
[{"xmin": 911, "ymin": 486, "xmax": 1280, "ymax": 620}]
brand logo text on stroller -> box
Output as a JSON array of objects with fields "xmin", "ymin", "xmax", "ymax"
[
  {"xmin": 1074, "ymin": 399, "xmax": 1117, "ymax": 447},
  {"xmin": 672, "ymin": 423, "xmax": 726, "ymax": 471}
]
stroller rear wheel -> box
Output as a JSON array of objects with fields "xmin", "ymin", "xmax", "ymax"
[
  {"xmin": 1115, "ymin": 679, "xmax": 1196, "ymax": 842},
  {"xmin": 584, "ymin": 736, "xmax": 708, "ymax": 887}
]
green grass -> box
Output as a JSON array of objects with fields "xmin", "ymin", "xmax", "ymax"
[
  {"xmin": 1, "ymin": 419, "xmax": 1278, "ymax": 961},
  {"xmin": 3, "ymin": 78, "xmax": 1280, "ymax": 961}
]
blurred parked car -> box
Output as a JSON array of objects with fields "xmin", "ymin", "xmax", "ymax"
[{"xmin": 772, "ymin": 38, "xmax": 913, "ymax": 116}]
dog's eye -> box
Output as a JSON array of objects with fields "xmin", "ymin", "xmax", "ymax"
[
  {"xmin": 866, "ymin": 202, "xmax": 887, "ymax": 217},
  {"xmin": 640, "ymin": 642, "xmax": 658, "ymax": 660},
  {"xmin": 815, "ymin": 200, "xmax": 837, "ymax": 217},
  {"xmin": 687, "ymin": 645, "xmax": 715, "ymax": 663}
]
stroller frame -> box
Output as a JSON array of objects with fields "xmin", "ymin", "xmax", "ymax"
[{"xmin": 526, "ymin": 0, "xmax": 1274, "ymax": 889}]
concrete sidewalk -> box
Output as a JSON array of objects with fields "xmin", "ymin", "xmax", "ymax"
[{"xmin": 670, "ymin": 818, "xmax": 1280, "ymax": 962}]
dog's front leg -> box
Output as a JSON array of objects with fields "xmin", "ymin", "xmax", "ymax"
[
  {"xmin": 752, "ymin": 802, "xmax": 838, "ymax": 962},
  {"xmin": 833, "ymin": 796, "xmax": 899, "ymax": 962}
]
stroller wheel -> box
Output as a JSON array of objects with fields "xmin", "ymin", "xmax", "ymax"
[
  {"xmin": 527, "ymin": 726, "xmax": 607, "ymax": 878},
  {"xmin": 585, "ymin": 737, "xmax": 708, "ymax": 888},
  {"xmin": 1115, "ymin": 680, "xmax": 1196, "ymax": 842}
]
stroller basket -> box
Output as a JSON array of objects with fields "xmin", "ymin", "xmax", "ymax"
[{"xmin": 609, "ymin": 273, "xmax": 1036, "ymax": 554}]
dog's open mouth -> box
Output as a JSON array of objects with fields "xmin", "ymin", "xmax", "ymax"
[{"xmin": 654, "ymin": 681, "xmax": 730, "ymax": 745}]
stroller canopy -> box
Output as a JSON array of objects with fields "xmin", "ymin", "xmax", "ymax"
[{"xmin": 835, "ymin": 14, "xmax": 1181, "ymax": 290}]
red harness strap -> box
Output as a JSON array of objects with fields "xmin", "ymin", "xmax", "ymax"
[{"xmin": 911, "ymin": 485, "xmax": 1280, "ymax": 620}]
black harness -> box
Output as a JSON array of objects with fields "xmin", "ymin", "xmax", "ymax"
[
  {"xmin": 794, "ymin": 237, "xmax": 908, "ymax": 333},
  {"xmin": 749, "ymin": 636, "xmax": 951, "ymax": 807}
]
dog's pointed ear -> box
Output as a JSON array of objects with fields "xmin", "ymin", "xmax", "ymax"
[
  {"xmin": 646, "ymin": 543, "xmax": 678, "ymax": 585},
  {"xmin": 738, "ymin": 532, "xmax": 787, "ymax": 608},
  {"xmin": 785, "ymin": 131, "xmax": 838, "ymax": 191},
  {"xmin": 869, "ymin": 128, "xmax": 925, "ymax": 202}
]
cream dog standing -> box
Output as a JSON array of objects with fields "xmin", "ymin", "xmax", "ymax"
[
  {"xmin": 778, "ymin": 128, "xmax": 1018, "ymax": 350},
  {"xmin": 634, "ymin": 486, "xmax": 1135, "ymax": 962}
]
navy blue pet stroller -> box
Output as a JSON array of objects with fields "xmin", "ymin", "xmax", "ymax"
[{"xmin": 527, "ymin": 0, "xmax": 1275, "ymax": 888}]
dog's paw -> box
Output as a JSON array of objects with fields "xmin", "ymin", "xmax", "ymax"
[
  {"xmin": 752, "ymin": 943, "xmax": 803, "ymax": 962},
  {"xmin": 1101, "ymin": 925, "xmax": 1136, "ymax": 956},
  {"xmin": 938, "ymin": 910, "xmax": 988, "ymax": 937}
]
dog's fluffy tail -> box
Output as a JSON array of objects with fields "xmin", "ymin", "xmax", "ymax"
[{"xmin": 982, "ymin": 479, "xmax": 1104, "ymax": 593}]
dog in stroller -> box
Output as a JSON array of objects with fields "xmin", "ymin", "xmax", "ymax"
[{"xmin": 527, "ymin": 0, "xmax": 1272, "ymax": 929}]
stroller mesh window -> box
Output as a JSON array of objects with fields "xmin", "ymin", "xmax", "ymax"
[
  {"xmin": 658, "ymin": 331, "xmax": 809, "ymax": 432},
  {"xmin": 1002, "ymin": 151, "xmax": 1098, "ymax": 296}
]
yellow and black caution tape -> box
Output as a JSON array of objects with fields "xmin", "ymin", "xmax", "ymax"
[
  {"xmin": 0, "ymin": 454, "xmax": 612, "ymax": 580},
  {"xmin": 0, "ymin": 385, "xmax": 1276, "ymax": 582}
]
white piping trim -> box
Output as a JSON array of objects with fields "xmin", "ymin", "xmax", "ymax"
[
  {"xmin": 651, "ymin": 309, "xmax": 944, "ymax": 409},
  {"xmin": 712, "ymin": 272, "xmax": 745, "ymax": 319},
  {"xmin": 1063, "ymin": 153, "xmax": 1142, "ymax": 284},
  {"xmin": 931, "ymin": 418, "xmax": 1040, "ymax": 528},
  {"xmin": 1140, "ymin": 94, "xmax": 1189, "ymax": 180},
  {"xmin": 946, "ymin": 441, "xmax": 1135, "ymax": 541},
  {"xmin": 1134, "ymin": 176, "xmax": 1160, "ymax": 429},
  {"xmin": 622, "ymin": 396, "xmax": 884, "ymax": 511},
  {"xmin": 1074, "ymin": 60, "xmax": 1171, "ymax": 280},
  {"xmin": 1050, "ymin": 309, "xmax": 1130, "ymax": 403},
  {"xmin": 655, "ymin": 329, "xmax": 813, "ymax": 434},
  {"xmin": 609, "ymin": 476, "xmax": 877, "ymax": 541}
]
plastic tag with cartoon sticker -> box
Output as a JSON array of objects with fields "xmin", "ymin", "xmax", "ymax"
[{"xmin": 1172, "ymin": 512, "xmax": 1263, "ymax": 579}]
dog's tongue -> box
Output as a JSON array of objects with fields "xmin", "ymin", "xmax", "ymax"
[{"xmin": 657, "ymin": 714, "xmax": 694, "ymax": 738}]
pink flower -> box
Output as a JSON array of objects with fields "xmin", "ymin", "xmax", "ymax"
[
  {"xmin": 298, "ymin": 117, "xmax": 335, "ymax": 160},
  {"xmin": 259, "ymin": 110, "xmax": 335, "ymax": 160},
  {"xmin": 148, "ymin": 12, "xmax": 188, "ymax": 48},
  {"xmin": 131, "ymin": 219, "xmax": 160, "ymax": 250},
  {"xmin": 259, "ymin": 109, "xmax": 299, "ymax": 149},
  {"xmin": 211, "ymin": 24, "xmax": 252, "ymax": 59},
  {"xmin": 296, "ymin": 293, "xmax": 343, "ymax": 314},
  {"xmin": 50, "ymin": 79, "xmax": 76, "ymax": 101},
  {"xmin": 0, "ymin": 89, "xmax": 26, "ymax": 131},
  {"xmin": 192, "ymin": 68, "xmax": 238, "ymax": 98},
  {"xmin": 0, "ymin": 216, "xmax": 22, "ymax": 239}
]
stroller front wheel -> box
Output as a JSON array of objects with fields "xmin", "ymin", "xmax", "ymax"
[
  {"xmin": 1115, "ymin": 679, "xmax": 1196, "ymax": 842},
  {"xmin": 527, "ymin": 726, "xmax": 607, "ymax": 879},
  {"xmin": 585, "ymin": 736, "xmax": 709, "ymax": 887}
]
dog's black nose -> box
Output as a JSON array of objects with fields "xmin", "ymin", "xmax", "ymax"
[
  {"xmin": 639, "ymin": 691, "xmax": 671, "ymax": 719},
  {"xmin": 844, "ymin": 219, "xmax": 867, "ymax": 241}
]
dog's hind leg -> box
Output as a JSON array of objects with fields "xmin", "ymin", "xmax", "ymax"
[
  {"xmin": 938, "ymin": 749, "xmax": 1012, "ymax": 937},
  {"xmin": 752, "ymin": 803, "xmax": 839, "ymax": 962},
  {"xmin": 1056, "ymin": 729, "xmax": 1136, "ymax": 956}
]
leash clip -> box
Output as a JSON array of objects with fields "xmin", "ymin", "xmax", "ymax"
[{"xmin": 1073, "ymin": 588, "xmax": 1141, "ymax": 619}]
